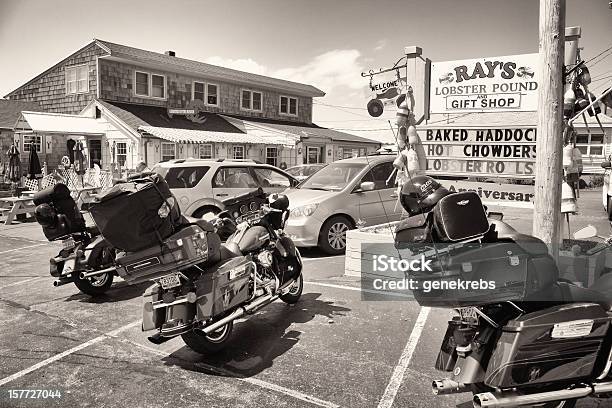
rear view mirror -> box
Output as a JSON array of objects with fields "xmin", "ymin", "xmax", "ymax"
[
  {"xmin": 574, "ymin": 225, "xmax": 597, "ymax": 240},
  {"xmin": 601, "ymin": 161, "xmax": 611, "ymax": 169},
  {"xmin": 359, "ymin": 182, "xmax": 375, "ymax": 192}
]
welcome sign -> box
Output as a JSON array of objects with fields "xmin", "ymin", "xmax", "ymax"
[
  {"xmin": 420, "ymin": 127, "xmax": 537, "ymax": 178},
  {"xmin": 430, "ymin": 53, "xmax": 539, "ymax": 113}
]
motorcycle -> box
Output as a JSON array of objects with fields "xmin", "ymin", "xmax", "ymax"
[
  {"xmin": 33, "ymin": 183, "xmax": 116, "ymax": 295},
  {"xmin": 141, "ymin": 192, "xmax": 303, "ymax": 354},
  {"xmin": 394, "ymin": 190, "xmax": 612, "ymax": 408}
]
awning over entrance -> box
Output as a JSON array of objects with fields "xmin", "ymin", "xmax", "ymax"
[
  {"xmin": 138, "ymin": 126, "xmax": 290, "ymax": 146},
  {"xmin": 15, "ymin": 111, "xmax": 107, "ymax": 135}
]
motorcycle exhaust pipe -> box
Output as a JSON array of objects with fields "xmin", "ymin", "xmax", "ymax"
[
  {"xmin": 473, "ymin": 386, "xmax": 592, "ymax": 408},
  {"xmin": 202, "ymin": 293, "xmax": 276, "ymax": 335},
  {"xmin": 593, "ymin": 381, "xmax": 612, "ymax": 395},
  {"xmin": 432, "ymin": 379, "xmax": 470, "ymax": 395},
  {"xmin": 53, "ymin": 279, "xmax": 72, "ymax": 287},
  {"xmin": 79, "ymin": 267, "xmax": 115, "ymax": 279}
]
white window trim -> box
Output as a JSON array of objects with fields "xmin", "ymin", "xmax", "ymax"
[
  {"xmin": 576, "ymin": 132, "xmax": 605, "ymax": 157},
  {"xmin": 191, "ymin": 81, "xmax": 219, "ymax": 107},
  {"xmin": 22, "ymin": 135, "xmax": 42, "ymax": 153},
  {"xmin": 233, "ymin": 145, "xmax": 245, "ymax": 159},
  {"xmin": 65, "ymin": 64, "xmax": 89, "ymax": 95},
  {"xmin": 266, "ymin": 146, "xmax": 278, "ymax": 166},
  {"xmin": 134, "ymin": 70, "xmax": 167, "ymax": 100},
  {"xmin": 161, "ymin": 142, "xmax": 177, "ymax": 161},
  {"xmin": 240, "ymin": 89, "xmax": 263, "ymax": 112},
  {"xmin": 199, "ymin": 143, "xmax": 213, "ymax": 159},
  {"xmin": 279, "ymin": 95, "xmax": 298, "ymax": 117},
  {"xmin": 116, "ymin": 142, "xmax": 128, "ymax": 166}
]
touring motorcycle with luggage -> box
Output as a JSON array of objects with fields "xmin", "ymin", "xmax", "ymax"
[
  {"xmin": 33, "ymin": 183, "xmax": 116, "ymax": 295},
  {"xmin": 393, "ymin": 176, "xmax": 612, "ymax": 408}
]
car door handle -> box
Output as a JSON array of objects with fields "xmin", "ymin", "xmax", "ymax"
[
  {"xmin": 390, "ymin": 193, "xmax": 398, "ymax": 199},
  {"xmin": 216, "ymin": 193, "xmax": 229, "ymax": 197}
]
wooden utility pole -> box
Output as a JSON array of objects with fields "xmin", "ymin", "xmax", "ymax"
[{"xmin": 533, "ymin": 0, "xmax": 566, "ymax": 258}]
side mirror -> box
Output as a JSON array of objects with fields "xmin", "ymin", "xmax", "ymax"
[
  {"xmin": 574, "ymin": 225, "xmax": 597, "ymax": 240},
  {"xmin": 601, "ymin": 161, "xmax": 611, "ymax": 169},
  {"xmin": 359, "ymin": 182, "xmax": 375, "ymax": 192}
]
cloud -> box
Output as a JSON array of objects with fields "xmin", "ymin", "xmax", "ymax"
[
  {"xmin": 273, "ymin": 49, "xmax": 365, "ymax": 92},
  {"xmin": 374, "ymin": 39, "xmax": 387, "ymax": 52},
  {"xmin": 204, "ymin": 56, "xmax": 267, "ymax": 75}
]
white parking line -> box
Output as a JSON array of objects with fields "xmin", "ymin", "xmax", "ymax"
[
  {"xmin": 0, "ymin": 320, "xmax": 141, "ymax": 387},
  {"xmin": 304, "ymin": 281, "xmax": 413, "ymax": 298},
  {"xmin": 377, "ymin": 306, "xmax": 431, "ymax": 408},
  {"xmin": 0, "ymin": 243, "xmax": 47, "ymax": 255},
  {"xmin": 0, "ymin": 276, "xmax": 43, "ymax": 290},
  {"xmin": 124, "ymin": 338, "xmax": 339, "ymax": 408}
]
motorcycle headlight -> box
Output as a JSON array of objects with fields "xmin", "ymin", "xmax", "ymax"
[
  {"xmin": 290, "ymin": 204, "xmax": 319, "ymax": 218},
  {"xmin": 257, "ymin": 250, "xmax": 274, "ymax": 268}
]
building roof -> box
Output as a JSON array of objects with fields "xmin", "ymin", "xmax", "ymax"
[
  {"xmin": 15, "ymin": 111, "xmax": 108, "ymax": 135},
  {"xmin": 0, "ymin": 100, "xmax": 44, "ymax": 129},
  {"xmin": 138, "ymin": 126, "xmax": 289, "ymax": 146},
  {"xmin": 95, "ymin": 39, "xmax": 325, "ymax": 98}
]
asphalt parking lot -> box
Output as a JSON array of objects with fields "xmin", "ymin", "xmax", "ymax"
[{"xmin": 0, "ymin": 189, "xmax": 611, "ymax": 408}]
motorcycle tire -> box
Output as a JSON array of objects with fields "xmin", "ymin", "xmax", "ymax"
[
  {"xmin": 280, "ymin": 274, "xmax": 303, "ymax": 304},
  {"xmin": 181, "ymin": 321, "xmax": 233, "ymax": 354},
  {"xmin": 74, "ymin": 272, "xmax": 114, "ymax": 296}
]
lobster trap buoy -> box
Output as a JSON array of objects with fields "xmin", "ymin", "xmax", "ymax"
[
  {"xmin": 563, "ymin": 87, "xmax": 577, "ymax": 117},
  {"xmin": 396, "ymin": 126, "xmax": 407, "ymax": 149},
  {"xmin": 396, "ymin": 100, "xmax": 410, "ymax": 127},
  {"xmin": 572, "ymin": 147, "xmax": 583, "ymax": 174},
  {"xmin": 407, "ymin": 125, "xmax": 418, "ymax": 145},
  {"xmin": 367, "ymin": 99, "xmax": 384, "ymax": 117},
  {"xmin": 563, "ymin": 144, "xmax": 574, "ymax": 169},
  {"xmin": 561, "ymin": 182, "xmax": 577, "ymax": 213},
  {"xmin": 406, "ymin": 148, "xmax": 420, "ymax": 173}
]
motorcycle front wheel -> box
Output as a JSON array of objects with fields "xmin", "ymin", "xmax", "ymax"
[
  {"xmin": 181, "ymin": 321, "xmax": 234, "ymax": 354},
  {"xmin": 74, "ymin": 272, "xmax": 114, "ymax": 296}
]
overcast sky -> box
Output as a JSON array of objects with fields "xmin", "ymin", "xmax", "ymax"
[{"xmin": 0, "ymin": 0, "xmax": 610, "ymax": 143}]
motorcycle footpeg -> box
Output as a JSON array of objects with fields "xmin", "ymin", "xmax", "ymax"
[{"xmin": 147, "ymin": 332, "xmax": 173, "ymax": 345}]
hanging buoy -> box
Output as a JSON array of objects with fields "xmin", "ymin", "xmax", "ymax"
[
  {"xmin": 396, "ymin": 100, "xmax": 410, "ymax": 127},
  {"xmin": 572, "ymin": 147, "xmax": 583, "ymax": 174},
  {"xmin": 561, "ymin": 182, "xmax": 577, "ymax": 213},
  {"xmin": 407, "ymin": 125, "xmax": 418, "ymax": 145},
  {"xmin": 396, "ymin": 126, "xmax": 407, "ymax": 149},
  {"xmin": 393, "ymin": 151, "xmax": 407, "ymax": 170},
  {"xmin": 563, "ymin": 87, "xmax": 577, "ymax": 117},
  {"xmin": 563, "ymin": 144, "xmax": 574, "ymax": 169},
  {"xmin": 406, "ymin": 148, "xmax": 420, "ymax": 173}
]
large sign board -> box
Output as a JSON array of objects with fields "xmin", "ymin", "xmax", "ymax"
[
  {"xmin": 442, "ymin": 179, "xmax": 534, "ymax": 207},
  {"xmin": 430, "ymin": 53, "xmax": 538, "ymax": 113},
  {"xmin": 420, "ymin": 127, "xmax": 536, "ymax": 178}
]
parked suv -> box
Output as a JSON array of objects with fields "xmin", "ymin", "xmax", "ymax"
[
  {"xmin": 151, "ymin": 158, "xmax": 298, "ymax": 217},
  {"xmin": 284, "ymin": 154, "xmax": 403, "ymax": 255}
]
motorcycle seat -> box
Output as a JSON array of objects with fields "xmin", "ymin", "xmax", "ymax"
[
  {"xmin": 557, "ymin": 281, "xmax": 612, "ymax": 309},
  {"xmin": 488, "ymin": 220, "xmax": 550, "ymax": 256}
]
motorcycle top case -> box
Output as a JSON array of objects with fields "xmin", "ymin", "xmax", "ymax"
[
  {"xmin": 89, "ymin": 174, "xmax": 181, "ymax": 252},
  {"xmin": 485, "ymin": 303, "xmax": 612, "ymax": 389},
  {"xmin": 433, "ymin": 192, "xmax": 489, "ymax": 242},
  {"xmin": 33, "ymin": 183, "xmax": 86, "ymax": 240},
  {"xmin": 407, "ymin": 241, "xmax": 556, "ymax": 307},
  {"xmin": 194, "ymin": 256, "xmax": 252, "ymax": 321},
  {"xmin": 114, "ymin": 224, "xmax": 221, "ymax": 284}
]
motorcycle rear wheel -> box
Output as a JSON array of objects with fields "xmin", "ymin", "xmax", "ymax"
[
  {"xmin": 181, "ymin": 321, "xmax": 234, "ymax": 354},
  {"xmin": 74, "ymin": 272, "xmax": 114, "ymax": 296}
]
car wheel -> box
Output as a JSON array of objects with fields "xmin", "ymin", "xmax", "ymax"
[
  {"xmin": 192, "ymin": 206, "xmax": 221, "ymax": 218},
  {"xmin": 319, "ymin": 216, "xmax": 353, "ymax": 255}
]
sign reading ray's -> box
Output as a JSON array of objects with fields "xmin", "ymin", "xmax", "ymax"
[
  {"xmin": 420, "ymin": 127, "xmax": 537, "ymax": 178},
  {"xmin": 430, "ymin": 53, "xmax": 539, "ymax": 113}
]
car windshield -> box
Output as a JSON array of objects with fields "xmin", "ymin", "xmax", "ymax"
[
  {"xmin": 150, "ymin": 165, "xmax": 167, "ymax": 177},
  {"xmin": 298, "ymin": 163, "xmax": 366, "ymax": 191}
]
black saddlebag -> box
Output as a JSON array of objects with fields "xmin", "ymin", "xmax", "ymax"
[
  {"xmin": 33, "ymin": 183, "xmax": 86, "ymax": 240},
  {"xmin": 485, "ymin": 303, "xmax": 612, "ymax": 389},
  {"xmin": 408, "ymin": 242, "xmax": 558, "ymax": 308},
  {"xmin": 114, "ymin": 224, "xmax": 221, "ymax": 284},
  {"xmin": 194, "ymin": 256, "xmax": 252, "ymax": 320},
  {"xmin": 433, "ymin": 192, "xmax": 489, "ymax": 242},
  {"xmin": 394, "ymin": 213, "xmax": 433, "ymax": 248},
  {"xmin": 89, "ymin": 174, "xmax": 181, "ymax": 252}
]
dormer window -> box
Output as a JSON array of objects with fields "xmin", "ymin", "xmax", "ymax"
[
  {"xmin": 66, "ymin": 65, "xmax": 89, "ymax": 94},
  {"xmin": 241, "ymin": 89, "xmax": 262, "ymax": 112},
  {"xmin": 135, "ymin": 71, "xmax": 166, "ymax": 99},
  {"xmin": 280, "ymin": 96, "xmax": 298, "ymax": 116},
  {"xmin": 193, "ymin": 81, "xmax": 219, "ymax": 106}
]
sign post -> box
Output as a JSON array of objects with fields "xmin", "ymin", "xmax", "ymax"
[{"xmin": 533, "ymin": 0, "xmax": 569, "ymax": 258}]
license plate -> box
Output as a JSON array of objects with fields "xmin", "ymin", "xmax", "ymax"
[
  {"xmin": 62, "ymin": 237, "xmax": 75, "ymax": 250},
  {"xmin": 159, "ymin": 274, "xmax": 181, "ymax": 290},
  {"xmin": 458, "ymin": 307, "xmax": 479, "ymax": 324}
]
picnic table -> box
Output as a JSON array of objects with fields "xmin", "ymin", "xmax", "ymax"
[{"xmin": 0, "ymin": 196, "xmax": 36, "ymax": 225}]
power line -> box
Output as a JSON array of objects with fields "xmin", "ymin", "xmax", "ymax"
[
  {"xmin": 584, "ymin": 45, "xmax": 612, "ymax": 65},
  {"xmin": 313, "ymin": 102, "xmax": 369, "ymax": 110},
  {"xmin": 328, "ymin": 112, "xmax": 475, "ymax": 132}
]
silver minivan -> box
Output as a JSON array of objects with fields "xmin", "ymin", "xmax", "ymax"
[{"xmin": 284, "ymin": 154, "xmax": 402, "ymax": 254}]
